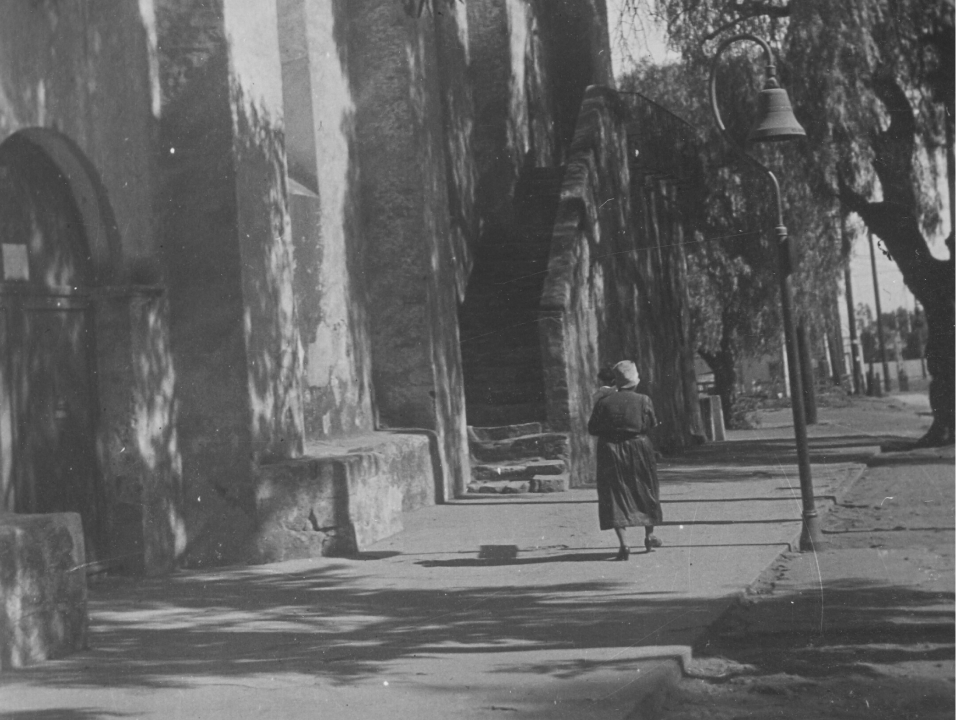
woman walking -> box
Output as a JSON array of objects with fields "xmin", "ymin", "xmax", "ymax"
[{"xmin": 587, "ymin": 360, "xmax": 663, "ymax": 560}]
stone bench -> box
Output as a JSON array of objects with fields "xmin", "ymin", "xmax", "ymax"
[
  {"xmin": 0, "ymin": 512, "xmax": 89, "ymax": 670},
  {"xmin": 252, "ymin": 431, "xmax": 437, "ymax": 563}
]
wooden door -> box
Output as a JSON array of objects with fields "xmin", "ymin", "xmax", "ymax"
[{"xmin": 1, "ymin": 290, "xmax": 103, "ymax": 560}]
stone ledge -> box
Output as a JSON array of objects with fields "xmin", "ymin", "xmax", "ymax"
[
  {"xmin": 471, "ymin": 433, "xmax": 570, "ymax": 463},
  {"xmin": 0, "ymin": 513, "xmax": 89, "ymax": 671},
  {"xmin": 253, "ymin": 432, "xmax": 436, "ymax": 563},
  {"xmin": 530, "ymin": 474, "xmax": 569, "ymax": 492}
]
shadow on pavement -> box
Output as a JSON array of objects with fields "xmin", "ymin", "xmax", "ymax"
[
  {"xmin": 867, "ymin": 452, "xmax": 954, "ymax": 468},
  {"xmin": 0, "ymin": 711, "xmax": 129, "ymax": 719},
  {"xmin": 12, "ymin": 569, "xmax": 723, "ymax": 692},
  {"xmin": 694, "ymin": 579, "xmax": 955, "ymax": 677},
  {"xmin": 662, "ymin": 434, "xmax": 895, "ymax": 469},
  {"xmin": 418, "ymin": 551, "xmax": 618, "ymax": 566}
]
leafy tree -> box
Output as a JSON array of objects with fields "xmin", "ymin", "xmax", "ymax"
[
  {"xmin": 857, "ymin": 307, "xmax": 928, "ymax": 363},
  {"xmin": 617, "ymin": 0, "xmax": 955, "ymax": 445},
  {"xmin": 620, "ymin": 57, "xmax": 843, "ymax": 426}
]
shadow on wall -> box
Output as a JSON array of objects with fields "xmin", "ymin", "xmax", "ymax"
[
  {"xmin": 232, "ymin": 84, "xmax": 304, "ymax": 464},
  {"xmin": 288, "ymin": 0, "xmax": 376, "ymax": 440},
  {"xmin": 156, "ymin": 2, "xmax": 258, "ymax": 566},
  {"xmin": 0, "ymin": 135, "xmax": 105, "ymax": 558},
  {"xmin": 0, "ymin": 131, "xmax": 184, "ymax": 575}
]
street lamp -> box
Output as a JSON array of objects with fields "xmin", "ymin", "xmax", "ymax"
[{"xmin": 709, "ymin": 34, "xmax": 824, "ymax": 551}]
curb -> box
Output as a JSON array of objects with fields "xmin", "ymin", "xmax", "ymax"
[
  {"xmin": 637, "ymin": 454, "xmax": 877, "ymax": 713},
  {"xmin": 624, "ymin": 655, "xmax": 685, "ymax": 720}
]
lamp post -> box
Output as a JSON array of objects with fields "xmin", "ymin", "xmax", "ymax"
[{"xmin": 709, "ymin": 34, "xmax": 824, "ymax": 551}]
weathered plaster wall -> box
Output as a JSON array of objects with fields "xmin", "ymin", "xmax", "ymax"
[
  {"xmin": 155, "ymin": 1, "xmax": 256, "ymax": 566},
  {"xmin": 0, "ymin": 4, "xmax": 184, "ymax": 574},
  {"xmin": 343, "ymin": 0, "xmax": 470, "ymax": 500},
  {"xmin": 467, "ymin": 0, "xmax": 557, "ymax": 232},
  {"xmin": 0, "ymin": 2, "xmax": 156, "ymax": 281},
  {"xmin": 0, "ymin": 512, "xmax": 88, "ymax": 669},
  {"xmin": 277, "ymin": 0, "xmax": 376, "ymax": 440},
  {"xmin": 629, "ymin": 177, "xmax": 703, "ymax": 450},
  {"xmin": 433, "ymin": 1, "xmax": 478, "ymax": 297},
  {"xmin": 541, "ymin": 86, "xmax": 702, "ymax": 485},
  {"xmin": 156, "ymin": 0, "xmax": 304, "ymax": 566},
  {"xmin": 254, "ymin": 432, "xmax": 436, "ymax": 562},
  {"xmin": 93, "ymin": 289, "xmax": 184, "ymax": 575},
  {"xmin": 535, "ymin": 0, "xmax": 613, "ymax": 158},
  {"xmin": 0, "ymin": 0, "xmax": 625, "ymax": 571}
]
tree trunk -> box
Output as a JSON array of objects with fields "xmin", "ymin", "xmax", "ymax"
[
  {"xmin": 839, "ymin": 74, "xmax": 955, "ymax": 445},
  {"xmin": 921, "ymin": 275, "xmax": 956, "ymax": 444},
  {"xmin": 699, "ymin": 342, "xmax": 737, "ymax": 430}
]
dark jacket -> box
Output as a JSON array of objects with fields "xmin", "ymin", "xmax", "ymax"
[{"xmin": 588, "ymin": 390, "xmax": 657, "ymax": 441}]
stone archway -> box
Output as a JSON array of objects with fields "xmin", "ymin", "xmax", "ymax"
[{"xmin": 0, "ymin": 132, "xmax": 106, "ymax": 561}]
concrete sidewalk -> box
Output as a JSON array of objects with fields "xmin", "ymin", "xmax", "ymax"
[{"xmin": 1, "ymin": 396, "xmax": 933, "ymax": 719}]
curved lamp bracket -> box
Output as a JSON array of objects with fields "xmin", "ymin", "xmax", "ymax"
[{"xmin": 708, "ymin": 34, "xmax": 784, "ymax": 225}]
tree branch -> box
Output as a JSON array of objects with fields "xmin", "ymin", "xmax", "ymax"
[
  {"xmin": 868, "ymin": 73, "xmax": 920, "ymax": 224},
  {"xmin": 839, "ymin": 177, "xmax": 951, "ymax": 308},
  {"xmin": 703, "ymin": 1, "xmax": 791, "ymax": 41}
]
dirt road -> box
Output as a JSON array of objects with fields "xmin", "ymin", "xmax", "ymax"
[{"xmin": 659, "ymin": 442, "xmax": 955, "ymax": 719}]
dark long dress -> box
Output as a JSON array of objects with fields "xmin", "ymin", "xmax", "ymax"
[{"xmin": 587, "ymin": 389, "xmax": 662, "ymax": 530}]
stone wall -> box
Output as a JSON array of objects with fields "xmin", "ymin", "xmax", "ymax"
[
  {"xmin": 277, "ymin": 0, "xmax": 376, "ymax": 440},
  {"xmin": 0, "ymin": 2, "xmax": 159, "ymax": 283},
  {"xmin": 154, "ymin": 0, "xmax": 305, "ymax": 567},
  {"xmin": 540, "ymin": 86, "xmax": 703, "ymax": 486},
  {"xmin": 0, "ymin": 513, "xmax": 88, "ymax": 669},
  {"xmin": 0, "ymin": 4, "xmax": 184, "ymax": 574},
  {"xmin": 0, "ymin": 1, "xmax": 659, "ymax": 574}
]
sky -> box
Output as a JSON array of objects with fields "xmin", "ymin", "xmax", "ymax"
[{"xmin": 605, "ymin": 0, "xmax": 951, "ymax": 323}]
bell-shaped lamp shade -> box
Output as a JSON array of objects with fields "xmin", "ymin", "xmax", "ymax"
[{"xmin": 748, "ymin": 87, "xmax": 806, "ymax": 143}]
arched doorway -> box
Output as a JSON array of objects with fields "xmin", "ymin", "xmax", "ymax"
[{"xmin": 0, "ymin": 133, "xmax": 105, "ymax": 560}]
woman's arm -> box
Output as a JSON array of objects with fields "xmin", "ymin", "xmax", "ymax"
[
  {"xmin": 588, "ymin": 399, "xmax": 607, "ymax": 436},
  {"xmin": 645, "ymin": 397, "xmax": 658, "ymax": 429}
]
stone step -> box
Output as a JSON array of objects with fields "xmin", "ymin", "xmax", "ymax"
[
  {"xmin": 466, "ymin": 479, "xmax": 530, "ymax": 494},
  {"xmin": 477, "ymin": 255, "xmax": 547, "ymax": 270},
  {"xmin": 469, "ymin": 422, "xmax": 545, "ymax": 442},
  {"xmin": 471, "ymin": 432, "xmax": 569, "ymax": 463},
  {"xmin": 471, "ymin": 458, "xmax": 565, "ymax": 480},
  {"xmin": 462, "ymin": 278, "xmax": 542, "ymax": 295},
  {"xmin": 530, "ymin": 473, "xmax": 569, "ymax": 492},
  {"xmin": 461, "ymin": 338, "xmax": 538, "ymax": 357},
  {"xmin": 459, "ymin": 289, "xmax": 543, "ymax": 313},
  {"xmin": 465, "ymin": 473, "xmax": 569, "ymax": 495},
  {"xmin": 463, "ymin": 366, "xmax": 542, "ymax": 389},
  {"xmin": 474, "ymin": 235, "xmax": 550, "ymax": 252},
  {"xmin": 520, "ymin": 168, "xmax": 565, "ymax": 194},
  {"xmin": 471, "ymin": 258, "xmax": 548, "ymax": 277},
  {"xmin": 465, "ymin": 383, "xmax": 544, "ymax": 407},
  {"xmin": 466, "ymin": 402, "xmax": 546, "ymax": 427}
]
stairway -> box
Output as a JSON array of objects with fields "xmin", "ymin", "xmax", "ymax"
[
  {"xmin": 458, "ymin": 166, "xmax": 566, "ymax": 428},
  {"xmin": 466, "ymin": 422, "xmax": 570, "ymax": 495}
]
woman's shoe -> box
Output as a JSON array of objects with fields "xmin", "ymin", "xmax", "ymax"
[
  {"xmin": 614, "ymin": 546, "xmax": 630, "ymax": 561},
  {"xmin": 644, "ymin": 535, "xmax": 662, "ymax": 552}
]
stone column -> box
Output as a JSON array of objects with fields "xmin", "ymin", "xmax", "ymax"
[
  {"xmin": 276, "ymin": 0, "xmax": 376, "ymax": 440},
  {"xmin": 345, "ymin": 0, "xmax": 469, "ymax": 500},
  {"xmin": 94, "ymin": 288, "xmax": 183, "ymax": 575},
  {"xmin": 156, "ymin": 0, "xmax": 303, "ymax": 565}
]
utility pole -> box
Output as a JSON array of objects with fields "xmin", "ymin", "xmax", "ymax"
[
  {"xmin": 827, "ymin": 285, "xmax": 844, "ymax": 386},
  {"xmin": 845, "ymin": 266, "xmax": 864, "ymax": 393},
  {"xmin": 868, "ymin": 231, "xmax": 891, "ymax": 392}
]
